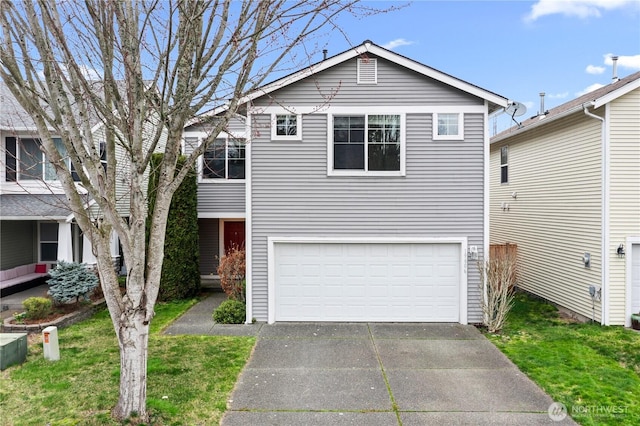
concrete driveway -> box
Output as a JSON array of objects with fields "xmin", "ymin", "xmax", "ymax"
[{"xmin": 221, "ymin": 322, "xmax": 577, "ymax": 425}]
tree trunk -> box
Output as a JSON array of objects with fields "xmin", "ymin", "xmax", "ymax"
[{"xmin": 112, "ymin": 310, "xmax": 150, "ymax": 421}]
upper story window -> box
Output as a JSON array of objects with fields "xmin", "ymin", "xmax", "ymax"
[
  {"xmin": 202, "ymin": 137, "xmax": 245, "ymax": 180},
  {"xmin": 5, "ymin": 137, "xmax": 79, "ymax": 182},
  {"xmin": 271, "ymin": 114, "xmax": 301, "ymax": 140},
  {"xmin": 433, "ymin": 113, "xmax": 464, "ymax": 140},
  {"xmin": 330, "ymin": 114, "xmax": 404, "ymax": 176},
  {"xmin": 500, "ymin": 146, "xmax": 508, "ymax": 184}
]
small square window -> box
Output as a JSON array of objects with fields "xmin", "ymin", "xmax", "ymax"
[
  {"xmin": 433, "ymin": 113, "xmax": 464, "ymax": 140},
  {"xmin": 271, "ymin": 114, "xmax": 301, "ymax": 140}
]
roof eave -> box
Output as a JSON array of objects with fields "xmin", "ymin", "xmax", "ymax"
[
  {"xmin": 491, "ymin": 102, "xmax": 594, "ymax": 144},
  {"xmin": 195, "ymin": 41, "xmax": 509, "ymax": 123}
]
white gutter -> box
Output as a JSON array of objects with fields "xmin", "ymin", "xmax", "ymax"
[{"xmin": 583, "ymin": 102, "xmax": 609, "ymax": 325}]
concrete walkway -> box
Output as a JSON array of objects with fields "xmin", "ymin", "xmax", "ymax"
[{"xmin": 164, "ymin": 293, "xmax": 577, "ymax": 425}]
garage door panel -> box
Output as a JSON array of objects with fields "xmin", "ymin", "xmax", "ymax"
[{"xmin": 274, "ymin": 242, "xmax": 461, "ymax": 322}]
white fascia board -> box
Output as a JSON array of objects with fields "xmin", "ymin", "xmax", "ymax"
[
  {"xmin": 593, "ymin": 79, "xmax": 640, "ymax": 109},
  {"xmin": 1, "ymin": 215, "xmax": 68, "ymax": 221},
  {"xmin": 202, "ymin": 42, "xmax": 508, "ymax": 122},
  {"xmin": 364, "ymin": 44, "xmax": 509, "ymax": 108}
]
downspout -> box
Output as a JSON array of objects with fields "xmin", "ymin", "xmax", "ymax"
[{"xmin": 583, "ymin": 102, "xmax": 608, "ymax": 325}]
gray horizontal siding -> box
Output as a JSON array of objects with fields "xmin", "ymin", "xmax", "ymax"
[
  {"xmin": 197, "ymin": 183, "xmax": 245, "ymax": 214},
  {"xmin": 1, "ymin": 220, "xmax": 36, "ymax": 269},
  {"xmin": 250, "ymin": 112, "xmax": 486, "ymax": 322},
  {"xmin": 253, "ymin": 56, "xmax": 482, "ymax": 108}
]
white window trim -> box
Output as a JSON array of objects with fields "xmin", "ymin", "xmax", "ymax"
[
  {"xmin": 327, "ymin": 113, "xmax": 406, "ymax": 177},
  {"xmin": 433, "ymin": 112, "xmax": 464, "ymax": 140},
  {"xmin": 199, "ymin": 134, "xmax": 246, "ymax": 183},
  {"xmin": 271, "ymin": 113, "xmax": 302, "ymax": 141}
]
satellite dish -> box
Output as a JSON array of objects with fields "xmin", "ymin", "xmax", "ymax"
[
  {"xmin": 505, "ymin": 101, "xmax": 527, "ymax": 117},
  {"xmin": 505, "ymin": 101, "xmax": 527, "ymax": 128}
]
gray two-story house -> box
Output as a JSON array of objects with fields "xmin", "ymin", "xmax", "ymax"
[{"xmin": 185, "ymin": 41, "xmax": 509, "ymax": 324}]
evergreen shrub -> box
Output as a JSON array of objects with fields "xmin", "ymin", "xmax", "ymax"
[
  {"xmin": 23, "ymin": 297, "xmax": 53, "ymax": 320},
  {"xmin": 148, "ymin": 153, "xmax": 200, "ymax": 301},
  {"xmin": 47, "ymin": 261, "xmax": 99, "ymax": 304},
  {"xmin": 213, "ymin": 299, "xmax": 246, "ymax": 324}
]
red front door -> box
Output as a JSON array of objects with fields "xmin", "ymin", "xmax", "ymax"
[{"xmin": 223, "ymin": 221, "xmax": 245, "ymax": 254}]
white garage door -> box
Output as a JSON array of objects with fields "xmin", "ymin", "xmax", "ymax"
[{"xmin": 273, "ymin": 242, "xmax": 462, "ymax": 322}]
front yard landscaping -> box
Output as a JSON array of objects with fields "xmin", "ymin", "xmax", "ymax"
[
  {"xmin": 0, "ymin": 299, "xmax": 255, "ymax": 425},
  {"xmin": 486, "ymin": 292, "xmax": 640, "ymax": 426}
]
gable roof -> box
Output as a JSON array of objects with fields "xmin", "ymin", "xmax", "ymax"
[
  {"xmin": 196, "ymin": 40, "xmax": 509, "ymax": 122},
  {"xmin": 492, "ymin": 71, "xmax": 640, "ymax": 143}
]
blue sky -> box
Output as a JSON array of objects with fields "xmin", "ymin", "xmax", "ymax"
[{"xmin": 322, "ymin": 0, "xmax": 640, "ymax": 133}]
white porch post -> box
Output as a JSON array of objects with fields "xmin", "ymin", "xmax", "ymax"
[
  {"xmin": 56, "ymin": 221, "xmax": 74, "ymax": 263},
  {"xmin": 82, "ymin": 233, "xmax": 97, "ymax": 265},
  {"xmin": 110, "ymin": 230, "xmax": 119, "ymax": 258}
]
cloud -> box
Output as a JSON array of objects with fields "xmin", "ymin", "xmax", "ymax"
[
  {"xmin": 381, "ymin": 38, "xmax": 414, "ymax": 50},
  {"xmin": 525, "ymin": 0, "xmax": 634, "ymax": 22},
  {"xmin": 604, "ymin": 53, "xmax": 640, "ymax": 70},
  {"xmin": 547, "ymin": 92, "xmax": 569, "ymax": 99},
  {"xmin": 576, "ymin": 83, "xmax": 605, "ymax": 97},
  {"xmin": 586, "ymin": 65, "xmax": 606, "ymax": 74}
]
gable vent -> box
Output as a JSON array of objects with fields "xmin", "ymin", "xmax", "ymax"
[{"xmin": 357, "ymin": 58, "xmax": 377, "ymax": 84}]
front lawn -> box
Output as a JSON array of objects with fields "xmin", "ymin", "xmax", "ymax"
[
  {"xmin": 486, "ymin": 292, "xmax": 640, "ymax": 426},
  {"xmin": 0, "ymin": 299, "xmax": 255, "ymax": 425}
]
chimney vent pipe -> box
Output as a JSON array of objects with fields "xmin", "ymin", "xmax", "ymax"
[
  {"xmin": 612, "ymin": 56, "xmax": 619, "ymax": 82},
  {"xmin": 323, "ymin": 49, "xmax": 328, "ymax": 60},
  {"xmin": 539, "ymin": 92, "xmax": 546, "ymax": 116}
]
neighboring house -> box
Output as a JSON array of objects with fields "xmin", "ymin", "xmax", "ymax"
[
  {"xmin": 490, "ymin": 71, "xmax": 640, "ymax": 326},
  {"xmin": 188, "ymin": 40, "xmax": 509, "ymax": 324},
  {"xmin": 0, "ymin": 81, "xmax": 164, "ymax": 284}
]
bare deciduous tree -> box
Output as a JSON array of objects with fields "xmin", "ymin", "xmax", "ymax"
[{"xmin": 0, "ymin": 0, "xmax": 391, "ymax": 420}]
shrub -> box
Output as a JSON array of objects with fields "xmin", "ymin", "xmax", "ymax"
[
  {"xmin": 478, "ymin": 255, "xmax": 518, "ymax": 333},
  {"xmin": 47, "ymin": 261, "xmax": 99, "ymax": 305},
  {"xmin": 213, "ymin": 299, "xmax": 246, "ymax": 324},
  {"xmin": 23, "ymin": 297, "xmax": 53, "ymax": 320},
  {"xmin": 147, "ymin": 153, "xmax": 200, "ymax": 301},
  {"xmin": 217, "ymin": 247, "xmax": 246, "ymax": 302}
]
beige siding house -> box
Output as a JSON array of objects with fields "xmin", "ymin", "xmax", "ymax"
[{"xmin": 490, "ymin": 71, "xmax": 640, "ymax": 326}]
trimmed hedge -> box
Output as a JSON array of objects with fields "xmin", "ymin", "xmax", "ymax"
[
  {"xmin": 213, "ymin": 299, "xmax": 246, "ymax": 324},
  {"xmin": 148, "ymin": 153, "xmax": 200, "ymax": 301}
]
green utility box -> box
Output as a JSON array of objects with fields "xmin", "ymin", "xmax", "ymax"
[{"xmin": 0, "ymin": 333, "xmax": 28, "ymax": 370}]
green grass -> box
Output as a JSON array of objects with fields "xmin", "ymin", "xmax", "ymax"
[
  {"xmin": 486, "ymin": 292, "xmax": 640, "ymax": 426},
  {"xmin": 0, "ymin": 299, "xmax": 255, "ymax": 425}
]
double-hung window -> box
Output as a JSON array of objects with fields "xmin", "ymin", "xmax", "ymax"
[
  {"xmin": 202, "ymin": 138, "xmax": 245, "ymax": 180},
  {"xmin": 500, "ymin": 146, "xmax": 508, "ymax": 184},
  {"xmin": 331, "ymin": 114, "xmax": 403, "ymax": 175}
]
